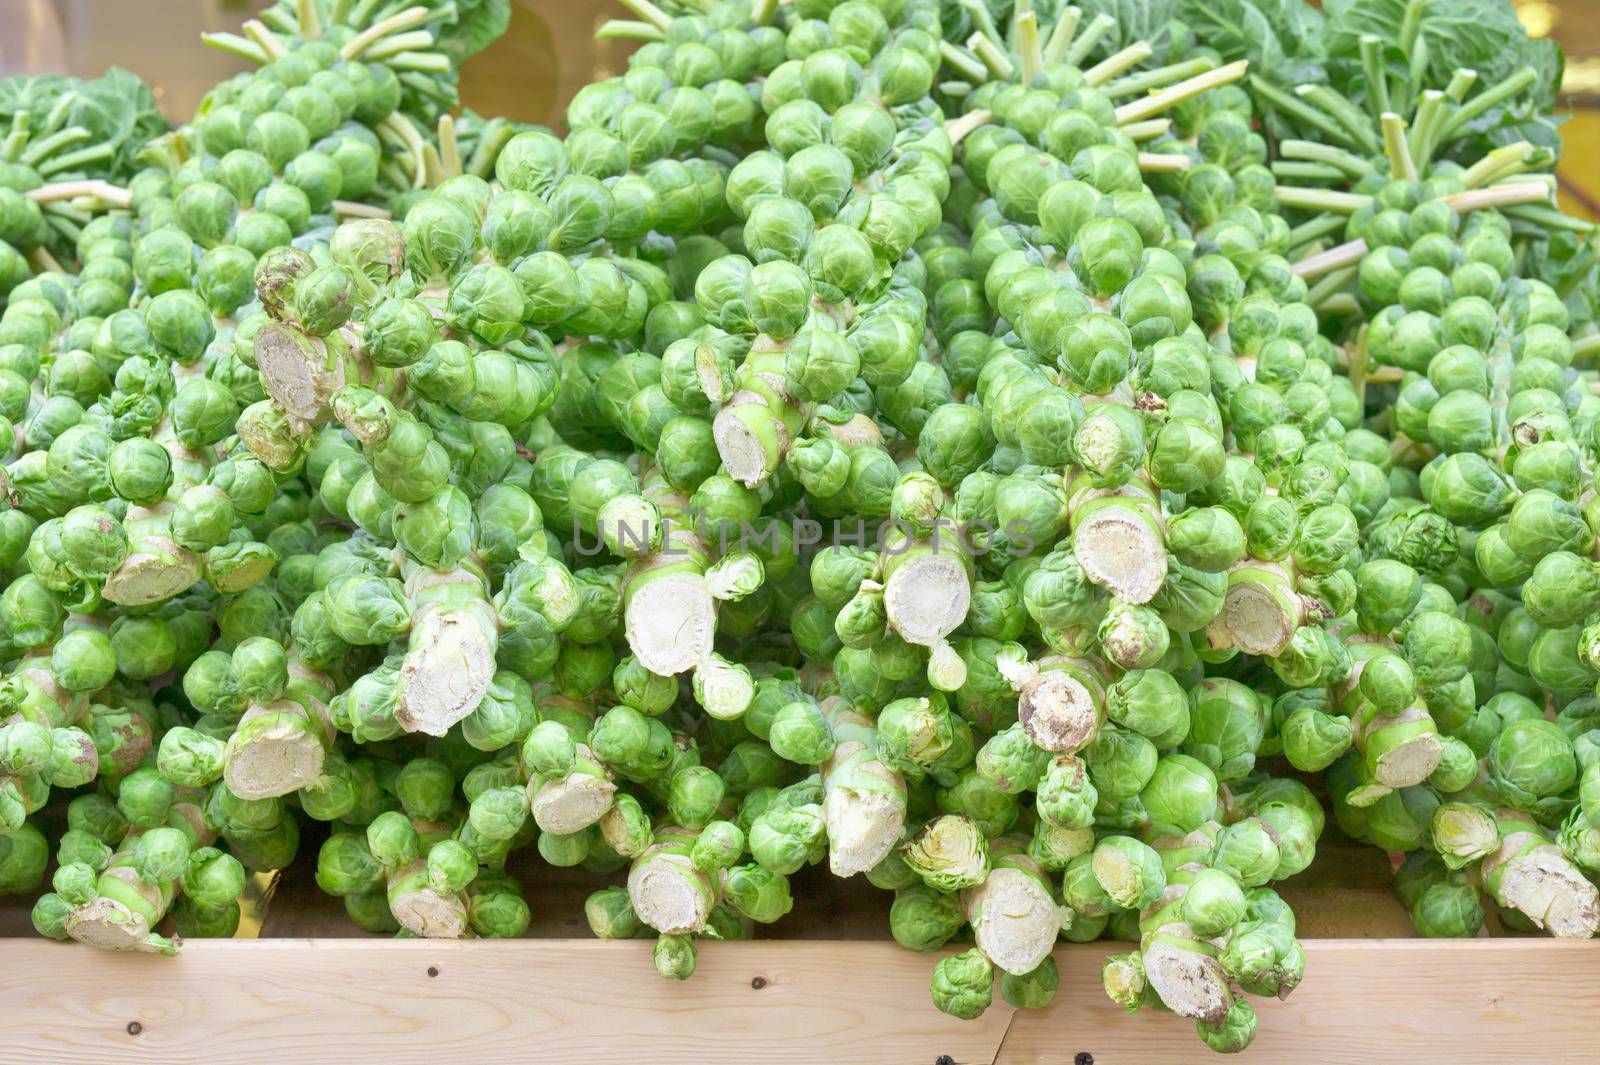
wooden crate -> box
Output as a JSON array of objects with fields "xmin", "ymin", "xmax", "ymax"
[{"xmin": 2, "ymin": 831, "xmax": 1597, "ymax": 1065}]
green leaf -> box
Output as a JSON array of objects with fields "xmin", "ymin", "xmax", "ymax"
[
  {"xmin": 1176, "ymin": 0, "xmax": 1325, "ymax": 88},
  {"xmin": 430, "ymin": 0, "xmax": 512, "ymax": 66},
  {"xmin": 0, "ymin": 67, "xmax": 168, "ymax": 183},
  {"xmin": 1324, "ymin": 0, "xmax": 1562, "ymax": 110},
  {"xmin": 1072, "ymin": 0, "xmax": 1182, "ymax": 64}
]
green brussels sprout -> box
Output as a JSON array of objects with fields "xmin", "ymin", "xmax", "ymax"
[
  {"xmin": 931, "ymin": 948, "xmax": 994, "ymax": 1020},
  {"xmin": 1489, "ymin": 719, "xmax": 1577, "ymax": 811},
  {"xmin": 1183, "ymin": 868, "xmax": 1249, "ymax": 937},
  {"xmin": 1091, "ymin": 835, "xmax": 1166, "ymax": 910},
  {"xmin": 1140, "ymin": 755, "xmax": 1219, "ymax": 835}
]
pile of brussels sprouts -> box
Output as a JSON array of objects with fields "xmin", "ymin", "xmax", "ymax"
[{"xmin": 1, "ymin": 0, "xmax": 1599, "ymax": 1055}]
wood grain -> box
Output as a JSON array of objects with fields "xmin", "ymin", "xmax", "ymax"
[
  {"xmin": 0, "ymin": 939, "xmax": 1011, "ymax": 1065},
  {"xmin": 4, "ymin": 937, "xmax": 1599, "ymax": 1065},
  {"xmin": 1004, "ymin": 939, "xmax": 1600, "ymax": 1065},
  {"xmin": 0, "ymin": 825, "xmax": 1573, "ymax": 1063}
]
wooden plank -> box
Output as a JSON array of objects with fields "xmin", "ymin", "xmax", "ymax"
[
  {"xmin": 4, "ymin": 936, "xmax": 1600, "ymax": 1063},
  {"xmin": 0, "ymin": 939, "xmax": 1011, "ymax": 1065},
  {"xmin": 1002, "ymin": 939, "xmax": 1600, "ymax": 1065}
]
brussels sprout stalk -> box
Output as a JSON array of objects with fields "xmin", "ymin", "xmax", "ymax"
[
  {"xmin": 595, "ymin": 20, "xmax": 665, "ymax": 42},
  {"xmin": 963, "ymin": 837, "xmax": 1063, "ymax": 976},
  {"xmin": 996, "ymin": 647, "xmax": 1105, "ymax": 754},
  {"xmin": 386, "ymin": 858, "xmax": 470, "ymax": 938},
  {"xmin": 1105, "ymin": 58, "xmax": 1219, "ymax": 101},
  {"xmin": 1084, "ymin": 43, "xmax": 1155, "ymax": 88},
  {"xmin": 881, "ymin": 528, "xmax": 973, "ymax": 654},
  {"xmin": 23, "ymin": 180, "xmax": 133, "ymax": 210},
  {"xmin": 1292, "ymin": 239, "xmax": 1370, "ymax": 279},
  {"xmin": 621, "ymin": 528, "xmax": 720, "ymax": 676},
  {"xmin": 61, "ymin": 806, "xmax": 232, "ymax": 954},
  {"xmin": 383, "ymin": 570, "xmax": 482, "ymax": 732},
  {"xmin": 1070, "ymin": 478, "xmax": 1169, "ymax": 604},
  {"xmin": 628, "ymin": 828, "xmax": 719, "ymax": 937},
  {"xmin": 1480, "ymin": 811, "xmax": 1600, "ymax": 938},
  {"xmin": 819, "ymin": 702, "xmax": 906, "ymax": 877},
  {"xmin": 223, "ymin": 670, "xmax": 337, "ymax": 799},
  {"xmin": 529, "ymin": 743, "xmax": 617, "ymax": 835},
  {"xmin": 1216, "ymin": 565, "xmax": 1325, "ymax": 657},
  {"xmin": 1062, "ymin": 13, "xmax": 1115, "ymax": 68},
  {"xmin": 1113, "ymin": 61, "xmax": 1250, "ymax": 127}
]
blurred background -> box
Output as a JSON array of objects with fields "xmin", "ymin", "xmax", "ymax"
[{"xmin": 0, "ymin": 0, "xmax": 1596, "ymax": 217}]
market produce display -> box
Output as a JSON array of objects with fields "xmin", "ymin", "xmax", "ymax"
[{"xmin": 0, "ymin": 0, "xmax": 1596, "ymax": 1054}]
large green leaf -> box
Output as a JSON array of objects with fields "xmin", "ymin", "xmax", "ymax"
[
  {"xmin": 1324, "ymin": 0, "xmax": 1561, "ymax": 107},
  {"xmin": 430, "ymin": 0, "xmax": 512, "ymax": 66},
  {"xmin": 1072, "ymin": 0, "xmax": 1182, "ymax": 63},
  {"xmin": 0, "ymin": 67, "xmax": 167, "ymax": 183},
  {"xmin": 1176, "ymin": 0, "xmax": 1325, "ymax": 88}
]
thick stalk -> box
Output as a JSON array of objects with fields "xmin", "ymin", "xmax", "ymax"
[
  {"xmin": 1104, "ymin": 59, "xmax": 1214, "ymax": 101},
  {"xmin": 1298, "ymin": 85, "xmax": 1382, "ymax": 155},
  {"xmin": 1359, "ymin": 35, "xmax": 1390, "ymax": 118},
  {"xmin": 1041, "ymin": 6, "xmax": 1081, "ymax": 69},
  {"xmin": 596, "ymin": 20, "xmax": 664, "ymax": 41},
  {"xmin": 1249, "ymin": 77, "xmax": 1361, "ymax": 149},
  {"xmin": 1271, "ymin": 161, "xmax": 1349, "ymax": 184},
  {"xmin": 1293, "ymin": 238, "xmax": 1368, "ymax": 280},
  {"xmin": 1084, "ymin": 43, "xmax": 1154, "ymax": 88},
  {"xmin": 968, "ymin": 34, "xmax": 1015, "ymax": 80},
  {"xmin": 1279, "ymin": 140, "xmax": 1377, "ymax": 180},
  {"xmin": 963, "ymin": 837, "xmax": 1061, "ymax": 975},
  {"xmin": 341, "ymin": 5, "xmax": 432, "ymax": 60},
  {"xmin": 1380, "ymin": 113, "xmax": 1418, "ymax": 183},
  {"xmin": 1115, "ymin": 62, "xmax": 1249, "ymax": 127},
  {"xmin": 820, "ymin": 703, "xmax": 907, "ymax": 877},
  {"xmin": 1063, "ymin": 13, "xmax": 1114, "ymax": 68},
  {"xmin": 1275, "ymin": 186, "xmax": 1373, "ymax": 214},
  {"xmin": 1137, "ymin": 152, "xmax": 1190, "ymax": 174},
  {"xmin": 1015, "ymin": 12, "xmax": 1043, "ymax": 86},
  {"xmin": 939, "ymin": 40, "xmax": 988, "ymax": 83},
  {"xmin": 1439, "ymin": 68, "xmax": 1538, "ymax": 142}
]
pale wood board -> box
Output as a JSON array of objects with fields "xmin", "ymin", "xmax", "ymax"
[
  {"xmin": 0, "ymin": 939, "xmax": 1012, "ymax": 1065},
  {"xmin": 0, "ymin": 828, "xmax": 1581, "ymax": 1063},
  {"xmin": 1003, "ymin": 939, "xmax": 1600, "ymax": 1065},
  {"xmin": 3, "ymin": 938, "xmax": 1599, "ymax": 1065}
]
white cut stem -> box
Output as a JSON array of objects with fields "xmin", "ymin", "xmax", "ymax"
[
  {"xmin": 1114, "ymin": 61, "xmax": 1249, "ymax": 126},
  {"xmin": 964, "ymin": 868, "xmax": 1060, "ymax": 976},
  {"xmin": 1084, "ymin": 42, "xmax": 1153, "ymax": 87},
  {"xmin": 242, "ymin": 19, "xmax": 289, "ymax": 62},
  {"xmin": 1293, "ymin": 238, "xmax": 1369, "ymax": 279},
  {"xmin": 1442, "ymin": 182, "xmax": 1552, "ymax": 213},
  {"xmin": 201, "ymin": 32, "xmax": 270, "ymax": 64},
  {"xmin": 362, "ymin": 29, "xmax": 436, "ymax": 62},
  {"xmin": 968, "ymin": 33, "xmax": 1015, "ymax": 80},
  {"xmin": 438, "ymin": 114, "xmax": 461, "ymax": 181},
  {"xmin": 1137, "ymin": 152, "xmax": 1190, "ymax": 173},
  {"xmin": 1016, "ymin": 12, "xmax": 1043, "ymax": 85},
  {"xmin": 1041, "ymin": 7, "xmax": 1082, "ymax": 68},
  {"xmin": 25, "ymin": 179, "xmax": 131, "ymax": 208},
  {"xmin": 296, "ymin": 0, "xmax": 321, "ymax": 40},
  {"xmin": 341, "ymin": 5, "xmax": 431, "ymax": 60},
  {"xmin": 1380, "ymin": 112, "xmax": 1418, "ymax": 183},
  {"xmin": 1275, "ymin": 186, "xmax": 1374, "ymax": 213},
  {"xmin": 1063, "ymin": 13, "xmax": 1114, "ymax": 68},
  {"xmin": 1122, "ymin": 118, "xmax": 1171, "ymax": 142},
  {"xmin": 944, "ymin": 109, "xmax": 993, "ymax": 146}
]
